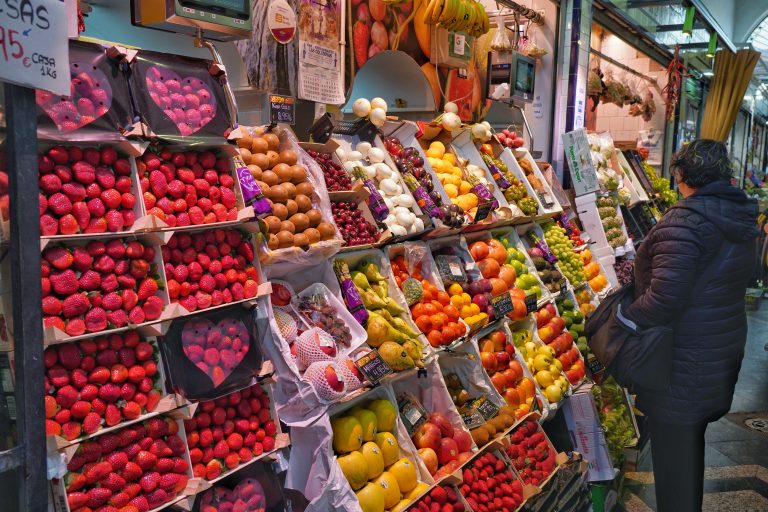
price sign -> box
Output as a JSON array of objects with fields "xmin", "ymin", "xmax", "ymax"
[
  {"xmin": 436, "ymin": 255, "xmax": 467, "ymax": 284},
  {"xmin": 471, "ymin": 397, "xmax": 500, "ymax": 421},
  {"xmin": 355, "ymin": 349, "xmax": 393, "ymax": 384},
  {"xmin": 473, "ymin": 199, "xmax": 494, "ymax": 223},
  {"xmin": 491, "ymin": 291, "xmax": 513, "ymax": 318},
  {"xmin": 397, "ymin": 394, "xmax": 428, "ymax": 435},
  {"xmin": 458, "ymin": 404, "xmax": 485, "ymax": 429},
  {"xmin": 0, "ymin": 0, "xmax": 69, "ymax": 95},
  {"xmin": 269, "ymin": 94, "xmax": 295, "ymax": 125},
  {"xmin": 524, "ymin": 293, "xmax": 538, "ymax": 314},
  {"xmin": 587, "ymin": 356, "xmax": 604, "ymax": 376}
]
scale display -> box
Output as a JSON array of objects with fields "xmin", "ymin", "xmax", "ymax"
[
  {"xmin": 132, "ymin": 0, "xmax": 253, "ymax": 41},
  {"xmin": 181, "ymin": 0, "xmax": 249, "ymax": 18}
]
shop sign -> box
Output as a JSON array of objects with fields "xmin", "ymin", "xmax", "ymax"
[
  {"xmin": 355, "ymin": 349, "xmax": 393, "ymax": 384},
  {"xmin": 269, "ymin": 94, "xmax": 295, "ymax": 125},
  {"xmin": 268, "ymin": 0, "xmax": 296, "ymax": 44},
  {"xmin": 562, "ymin": 128, "xmax": 599, "ymax": 196},
  {"xmin": 0, "ymin": 0, "xmax": 69, "ymax": 95}
]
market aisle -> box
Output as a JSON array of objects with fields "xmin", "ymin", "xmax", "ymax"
[{"xmin": 623, "ymin": 309, "xmax": 768, "ymax": 511}]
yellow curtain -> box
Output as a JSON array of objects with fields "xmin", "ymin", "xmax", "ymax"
[{"xmin": 700, "ymin": 49, "xmax": 760, "ymax": 141}]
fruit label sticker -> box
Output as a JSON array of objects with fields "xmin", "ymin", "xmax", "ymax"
[
  {"xmin": 268, "ymin": 0, "xmax": 297, "ymax": 44},
  {"xmin": 397, "ymin": 393, "xmax": 428, "ymax": 435},
  {"xmin": 472, "ymin": 396, "xmax": 500, "ymax": 421},
  {"xmin": 269, "ymin": 94, "xmax": 295, "ymax": 125},
  {"xmin": 449, "ymin": 33, "xmax": 471, "ymax": 61},
  {"xmin": 355, "ymin": 349, "xmax": 393, "ymax": 384},
  {"xmin": 587, "ymin": 355, "xmax": 605, "ymax": 376},
  {"xmin": 524, "ymin": 293, "xmax": 538, "ymax": 314},
  {"xmin": 234, "ymin": 162, "xmax": 272, "ymax": 215},
  {"xmin": 0, "ymin": 0, "xmax": 69, "ymax": 95},
  {"xmin": 491, "ymin": 291, "xmax": 513, "ymax": 318}
]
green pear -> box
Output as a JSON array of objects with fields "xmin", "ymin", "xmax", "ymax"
[
  {"xmin": 352, "ymin": 271, "xmax": 371, "ymax": 290},
  {"xmin": 383, "ymin": 297, "xmax": 405, "ymax": 316},
  {"xmin": 359, "ymin": 260, "xmax": 386, "ymax": 282},
  {"xmin": 366, "ymin": 314, "xmax": 409, "ymax": 347},
  {"xmin": 402, "ymin": 340, "xmax": 423, "ymax": 367},
  {"xmin": 371, "ymin": 283, "xmax": 388, "ymax": 300},
  {"xmin": 390, "ymin": 317, "xmax": 420, "ymax": 339},
  {"xmin": 361, "ymin": 289, "xmax": 387, "ymax": 310},
  {"xmin": 378, "ymin": 341, "xmax": 415, "ymax": 371}
]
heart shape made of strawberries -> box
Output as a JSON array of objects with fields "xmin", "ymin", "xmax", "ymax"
[
  {"xmin": 200, "ymin": 478, "xmax": 266, "ymax": 512},
  {"xmin": 36, "ymin": 62, "xmax": 113, "ymax": 132},
  {"xmin": 181, "ymin": 317, "xmax": 250, "ymax": 387},
  {"xmin": 144, "ymin": 65, "xmax": 218, "ymax": 136}
]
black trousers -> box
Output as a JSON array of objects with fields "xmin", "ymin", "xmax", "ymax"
[{"xmin": 648, "ymin": 417, "xmax": 707, "ymax": 512}]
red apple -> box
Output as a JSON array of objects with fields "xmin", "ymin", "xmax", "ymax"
[
  {"xmin": 490, "ymin": 372, "xmax": 507, "ymax": 393},
  {"xmin": 504, "ymin": 343, "xmax": 516, "ymax": 357},
  {"xmin": 495, "ymin": 351, "xmax": 510, "ymax": 367},
  {"xmin": 428, "ymin": 412, "xmax": 454, "ymax": 438},
  {"xmin": 413, "ymin": 422, "xmax": 441, "ymax": 452},
  {"xmin": 437, "ymin": 438, "xmax": 459, "ymax": 465},
  {"xmin": 536, "ymin": 308, "xmax": 552, "ymax": 329},
  {"xmin": 452, "ymin": 429, "xmax": 472, "ymax": 452},
  {"xmin": 418, "ymin": 448, "xmax": 438, "ymax": 475},
  {"xmin": 480, "ymin": 351, "xmax": 497, "ymax": 372},
  {"xmin": 544, "ymin": 303, "xmax": 557, "ymax": 317}
]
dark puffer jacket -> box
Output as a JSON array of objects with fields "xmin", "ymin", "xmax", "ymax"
[{"xmin": 625, "ymin": 180, "xmax": 758, "ymax": 425}]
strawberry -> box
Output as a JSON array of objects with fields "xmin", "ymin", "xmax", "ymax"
[
  {"xmin": 89, "ymin": 366, "xmax": 110, "ymax": 385},
  {"xmin": 72, "ymin": 246, "xmax": 93, "ymax": 271},
  {"xmin": 67, "ymin": 492, "xmax": 89, "ymax": 510},
  {"xmin": 135, "ymin": 450, "xmax": 158, "ymax": 471},
  {"xmin": 44, "ymin": 246, "xmax": 74, "ymax": 270},
  {"xmin": 121, "ymin": 192, "xmax": 135, "ymax": 209},
  {"xmin": 117, "ymin": 274, "xmax": 137, "ymax": 290},
  {"xmin": 85, "ymin": 307, "xmax": 108, "ymax": 332},
  {"xmin": 137, "ymin": 278, "xmax": 159, "ymax": 301},
  {"xmin": 102, "ymin": 292, "xmax": 123, "ymax": 311},
  {"xmin": 56, "ymin": 385, "xmax": 78, "ymax": 408},
  {"xmin": 109, "ymin": 492, "xmax": 131, "ymax": 509},
  {"xmin": 149, "ymin": 171, "xmax": 168, "ymax": 197},
  {"xmin": 95, "ymin": 166, "xmax": 116, "ymax": 189},
  {"xmin": 93, "ymin": 254, "xmax": 115, "ymax": 274},
  {"xmin": 129, "ymin": 495, "xmax": 150, "ymax": 512},
  {"xmin": 146, "ymin": 417, "xmax": 168, "ymax": 439},
  {"xmin": 122, "ymin": 401, "xmax": 141, "ymax": 420},
  {"xmin": 40, "ymin": 214, "xmax": 59, "ymax": 235},
  {"xmin": 105, "ymin": 210, "xmax": 124, "ymax": 231},
  {"xmin": 142, "ymin": 295, "xmax": 163, "ymax": 320},
  {"xmin": 139, "ymin": 471, "xmax": 160, "ymax": 493},
  {"xmin": 39, "ymin": 173, "xmax": 62, "ymax": 194},
  {"xmin": 146, "ymin": 488, "xmax": 169, "ymax": 509},
  {"xmin": 128, "ymin": 306, "xmax": 145, "ymax": 324},
  {"xmin": 204, "ymin": 459, "xmax": 222, "ymax": 480},
  {"xmin": 129, "ymin": 259, "xmax": 149, "ymax": 279},
  {"xmin": 71, "ymin": 400, "xmax": 92, "ymax": 419},
  {"xmin": 65, "ymin": 472, "xmax": 87, "ymax": 493},
  {"xmin": 78, "ymin": 270, "xmax": 102, "ymax": 291},
  {"xmin": 104, "ymin": 404, "xmax": 122, "ymax": 426},
  {"xmin": 120, "ymin": 461, "xmax": 143, "ymax": 483},
  {"xmin": 46, "ymin": 419, "xmax": 61, "ymax": 436},
  {"xmin": 83, "ymin": 412, "xmax": 102, "ymax": 434},
  {"xmin": 85, "ymin": 460, "xmax": 113, "ymax": 484},
  {"xmin": 224, "ymin": 452, "xmax": 240, "ymax": 469},
  {"xmin": 49, "ymin": 270, "xmax": 79, "ymax": 297},
  {"xmin": 121, "ymin": 290, "xmax": 139, "ymax": 311},
  {"xmin": 145, "ymin": 390, "xmax": 161, "ymax": 412},
  {"xmin": 86, "ymin": 182, "xmax": 102, "ymax": 199},
  {"xmin": 71, "ymin": 201, "xmax": 91, "ymax": 229},
  {"xmin": 86, "ymin": 487, "xmax": 113, "ymax": 508},
  {"xmin": 98, "ymin": 382, "xmax": 122, "ymax": 403},
  {"xmin": 102, "ymin": 472, "xmax": 127, "ymax": 493}
]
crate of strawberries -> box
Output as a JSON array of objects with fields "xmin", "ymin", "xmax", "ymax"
[{"xmin": 504, "ymin": 415, "xmax": 565, "ymax": 488}]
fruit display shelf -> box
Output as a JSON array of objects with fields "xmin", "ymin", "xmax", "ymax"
[
  {"xmin": 50, "ymin": 414, "xmax": 195, "ymax": 512},
  {"xmin": 181, "ymin": 382, "xmax": 290, "ymax": 494},
  {"xmin": 504, "ymin": 414, "xmax": 567, "ymax": 490},
  {"xmin": 133, "ymin": 144, "xmax": 256, "ymax": 234},
  {"xmin": 334, "ymin": 248, "xmax": 430, "ymax": 371},
  {"xmin": 532, "ymin": 302, "xmax": 587, "ymax": 389},
  {"xmin": 38, "ymin": 141, "xmax": 146, "ymax": 242},
  {"xmin": 511, "ymin": 148, "xmax": 564, "ymax": 220},
  {"xmin": 574, "ymin": 193, "xmax": 635, "ymax": 263},
  {"xmin": 490, "ymin": 227, "xmax": 555, "ymax": 306},
  {"xmin": 41, "ymin": 236, "xmax": 174, "ymax": 346},
  {"xmin": 329, "ymin": 385, "xmax": 434, "ymax": 512},
  {"xmin": 381, "ymin": 120, "xmax": 461, "ymax": 237},
  {"xmin": 386, "ymin": 241, "xmax": 471, "ymax": 351},
  {"xmin": 331, "ymin": 184, "xmax": 393, "ymax": 250},
  {"xmin": 44, "ymin": 333, "xmax": 181, "ymax": 450}
]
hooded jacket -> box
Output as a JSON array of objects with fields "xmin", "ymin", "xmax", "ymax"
[{"xmin": 625, "ymin": 180, "xmax": 758, "ymax": 425}]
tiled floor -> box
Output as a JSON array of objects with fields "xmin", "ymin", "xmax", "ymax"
[{"xmin": 623, "ymin": 310, "xmax": 768, "ymax": 511}]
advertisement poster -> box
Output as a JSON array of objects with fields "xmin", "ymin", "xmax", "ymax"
[
  {"xmin": 298, "ymin": 0, "xmax": 345, "ymax": 104},
  {"xmin": 350, "ymin": 0, "xmax": 487, "ymax": 120}
]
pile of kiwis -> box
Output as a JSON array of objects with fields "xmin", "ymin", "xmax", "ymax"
[
  {"xmin": 531, "ymin": 256, "xmax": 565, "ymax": 293},
  {"xmin": 469, "ymin": 406, "xmax": 518, "ymax": 447},
  {"xmin": 237, "ymin": 130, "xmax": 336, "ymax": 249}
]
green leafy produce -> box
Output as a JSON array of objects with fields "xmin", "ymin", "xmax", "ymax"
[{"xmin": 592, "ymin": 376, "xmax": 638, "ymax": 462}]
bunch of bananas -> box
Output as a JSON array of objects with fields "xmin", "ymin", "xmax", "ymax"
[{"xmin": 422, "ymin": 0, "xmax": 490, "ymax": 37}]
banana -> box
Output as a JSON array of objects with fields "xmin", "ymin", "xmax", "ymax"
[
  {"xmin": 423, "ymin": 0, "xmax": 438, "ymax": 24},
  {"xmin": 440, "ymin": 0, "xmax": 458, "ymax": 26},
  {"xmin": 430, "ymin": 0, "xmax": 446, "ymax": 24}
]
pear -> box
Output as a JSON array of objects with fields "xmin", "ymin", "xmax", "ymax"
[
  {"xmin": 371, "ymin": 283, "xmax": 388, "ymax": 300},
  {"xmin": 390, "ymin": 317, "xmax": 420, "ymax": 339},
  {"xmin": 402, "ymin": 340, "xmax": 423, "ymax": 367},
  {"xmin": 366, "ymin": 314, "xmax": 409, "ymax": 347},
  {"xmin": 359, "ymin": 260, "xmax": 386, "ymax": 282},
  {"xmin": 383, "ymin": 297, "xmax": 405, "ymax": 316},
  {"xmin": 378, "ymin": 341, "xmax": 415, "ymax": 371},
  {"xmin": 351, "ymin": 271, "xmax": 371, "ymax": 290},
  {"xmin": 361, "ymin": 289, "xmax": 387, "ymax": 310}
]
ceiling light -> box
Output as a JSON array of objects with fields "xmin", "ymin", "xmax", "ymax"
[{"xmin": 682, "ymin": 6, "xmax": 695, "ymax": 37}]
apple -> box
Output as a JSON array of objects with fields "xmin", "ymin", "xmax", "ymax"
[
  {"xmin": 413, "ymin": 422, "xmax": 441, "ymax": 452},
  {"xmin": 535, "ymin": 308, "xmax": 552, "ymax": 329},
  {"xmin": 457, "ymin": 451, "xmax": 473, "ymax": 464},
  {"xmin": 504, "ymin": 387, "xmax": 521, "ymax": 406},
  {"xmin": 489, "ymin": 330, "xmax": 507, "ymax": 351},
  {"xmin": 437, "ymin": 437, "xmax": 459, "ymax": 466},
  {"xmin": 538, "ymin": 326, "xmax": 555, "ymax": 344},
  {"xmin": 434, "ymin": 459, "xmax": 462, "ymax": 479},
  {"xmin": 452, "ymin": 429, "xmax": 472, "ymax": 452},
  {"xmin": 490, "ymin": 372, "xmax": 507, "ymax": 392},
  {"xmin": 344, "ymin": 359, "xmax": 366, "ymax": 384},
  {"xmin": 418, "ymin": 448, "xmax": 439, "ymax": 475},
  {"xmin": 428, "ymin": 412, "xmax": 454, "ymax": 438},
  {"xmin": 272, "ymin": 283, "xmax": 292, "ymax": 307},
  {"xmin": 324, "ymin": 365, "xmax": 344, "ymax": 392},
  {"xmin": 504, "ymin": 343, "xmax": 516, "ymax": 357},
  {"xmin": 549, "ymin": 317, "xmax": 566, "ymax": 335},
  {"xmin": 495, "ymin": 351, "xmax": 510, "ymax": 367},
  {"xmin": 479, "ymin": 351, "xmax": 497, "ymax": 372}
]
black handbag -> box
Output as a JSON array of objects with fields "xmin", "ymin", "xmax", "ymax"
[{"xmin": 585, "ymin": 240, "xmax": 728, "ymax": 392}]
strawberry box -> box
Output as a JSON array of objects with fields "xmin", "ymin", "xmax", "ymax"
[
  {"xmin": 457, "ymin": 448, "xmax": 528, "ymax": 512},
  {"xmin": 409, "ymin": 483, "xmax": 474, "ymax": 512},
  {"xmin": 37, "ymin": 141, "xmax": 145, "ymax": 240},
  {"xmin": 44, "ymin": 332, "xmax": 180, "ymax": 448},
  {"xmin": 504, "ymin": 413, "xmax": 567, "ymax": 490},
  {"xmin": 41, "ymin": 235, "xmax": 173, "ymax": 345},
  {"xmin": 158, "ymin": 304, "xmax": 268, "ymax": 401},
  {"xmin": 128, "ymin": 49, "xmax": 232, "ymax": 141},
  {"xmin": 36, "ymin": 40, "xmax": 134, "ymax": 140},
  {"xmin": 159, "ymin": 227, "xmax": 269, "ymax": 316},
  {"xmin": 50, "ymin": 414, "xmax": 195, "ymax": 512},
  {"xmin": 181, "ymin": 382, "xmax": 289, "ymax": 490},
  {"xmin": 135, "ymin": 145, "xmax": 256, "ymax": 232}
]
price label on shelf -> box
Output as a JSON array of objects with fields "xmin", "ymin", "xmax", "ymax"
[
  {"xmin": 473, "ymin": 199, "xmax": 494, "ymax": 223},
  {"xmin": 559, "ymin": 281, "xmax": 568, "ymax": 296},
  {"xmin": 524, "ymin": 293, "xmax": 538, "ymax": 314},
  {"xmin": 491, "ymin": 291, "xmax": 513, "ymax": 318},
  {"xmin": 0, "ymin": 0, "xmax": 69, "ymax": 95},
  {"xmin": 458, "ymin": 404, "xmax": 485, "ymax": 429},
  {"xmin": 471, "ymin": 396, "xmax": 499, "ymax": 421},
  {"xmin": 355, "ymin": 349, "xmax": 392, "ymax": 384},
  {"xmin": 269, "ymin": 94, "xmax": 295, "ymax": 125}
]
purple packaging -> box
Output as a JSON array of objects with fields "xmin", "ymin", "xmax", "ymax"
[
  {"xmin": 333, "ymin": 259, "xmax": 369, "ymax": 326},
  {"xmin": 236, "ymin": 166, "xmax": 272, "ymax": 216},
  {"xmin": 351, "ymin": 167, "xmax": 389, "ymax": 222},
  {"xmin": 402, "ymin": 173, "xmax": 441, "ymax": 219}
]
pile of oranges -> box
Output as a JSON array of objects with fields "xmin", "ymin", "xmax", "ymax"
[
  {"xmin": 478, "ymin": 328, "xmax": 537, "ymax": 419},
  {"xmin": 447, "ymin": 283, "xmax": 489, "ymax": 329},
  {"xmin": 391, "ymin": 256, "xmax": 467, "ymax": 347}
]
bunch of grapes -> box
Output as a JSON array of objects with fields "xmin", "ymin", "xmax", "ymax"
[{"xmin": 542, "ymin": 222, "xmax": 586, "ymax": 286}]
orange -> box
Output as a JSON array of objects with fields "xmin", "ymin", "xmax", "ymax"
[
  {"xmin": 443, "ymin": 305, "xmax": 460, "ymax": 320},
  {"xmin": 489, "ymin": 278, "xmax": 508, "ymax": 296},
  {"xmin": 430, "ymin": 314, "xmax": 445, "ymax": 331},
  {"xmin": 436, "ymin": 291, "xmax": 451, "ymax": 306},
  {"xmin": 468, "ymin": 303, "xmax": 481, "ymax": 316},
  {"xmin": 448, "ymin": 283, "xmax": 464, "ymax": 296},
  {"xmin": 450, "ymin": 295, "xmax": 464, "ymax": 309},
  {"xmin": 427, "ymin": 330, "xmax": 443, "ymax": 348},
  {"xmin": 460, "ymin": 293, "xmax": 472, "ymax": 305},
  {"xmin": 441, "ymin": 326, "xmax": 455, "ymax": 342},
  {"xmin": 421, "ymin": 289, "xmax": 435, "ymax": 302},
  {"xmin": 415, "ymin": 315, "xmax": 432, "ymax": 333},
  {"xmin": 430, "ymin": 300, "xmax": 444, "ymax": 313},
  {"xmin": 507, "ymin": 299, "xmax": 527, "ymax": 321},
  {"xmin": 518, "ymin": 379, "xmax": 535, "ymax": 400},
  {"xmin": 436, "ymin": 312, "xmax": 449, "ymax": 328},
  {"xmin": 423, "ymin": 303, "xmax": 438, "ymax": 316},
  {"xmin": 411, "ymin": 303, "xmax": 426, "ymax": 318}
]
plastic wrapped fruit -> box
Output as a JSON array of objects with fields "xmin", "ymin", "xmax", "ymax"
[{"xmin": 297, "ymin": 293, "xmax": 352, "ymax": 347}]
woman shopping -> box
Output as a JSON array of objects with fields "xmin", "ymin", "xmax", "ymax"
[{"xmin": 624, "ymin": 139, "xmax": 758, "ymax": 512}]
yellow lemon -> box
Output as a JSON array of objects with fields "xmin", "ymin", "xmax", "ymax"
[{"xmin": 448, "ymin": 283, "xmax": 464, "ymax": 296}]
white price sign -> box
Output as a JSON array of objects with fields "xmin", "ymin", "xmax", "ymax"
[{"xmin": 0, "ymin": 0, "xmax": 69, "ymax": 95}]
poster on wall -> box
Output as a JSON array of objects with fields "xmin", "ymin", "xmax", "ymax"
[
  {"xmin": 298, "ymin": 0, "xmax": 345, "ymax": 104},
  {"xmin": 350, "ymin": 0, "xmax": 487, "ymax": 120}
]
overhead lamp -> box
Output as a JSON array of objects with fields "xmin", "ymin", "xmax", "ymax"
[
  {"xmin": 706, "ymin": 32, "xmax": 717, "ymax": 57},
  {"xmin": 682, "ymin": 6, "xmax": 695, "ymax": 36}
]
